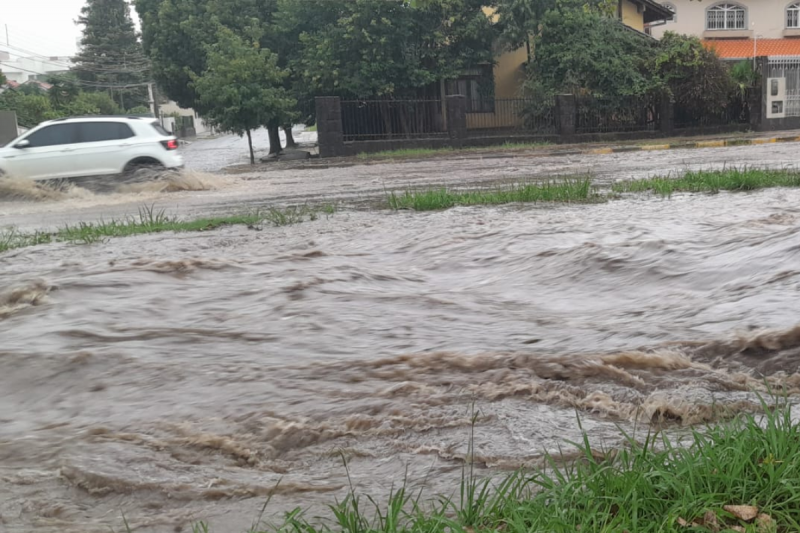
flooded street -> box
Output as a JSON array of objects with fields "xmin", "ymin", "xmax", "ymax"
[{"xmin": 2, "ymin": 143, "xmax": 800, "ymax": 532}]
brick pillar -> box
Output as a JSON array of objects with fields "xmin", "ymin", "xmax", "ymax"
[
  {"xmin": 446, "ymin": 95, "xmax": 467, "ymax": 148},
  {"xmin": 753, "ymin": 56, "xmax": 770, "ymax": 132},
  {"xmin": 555, "ymin": 94, "xmax": 576, "ymax": 138},
  {"xmin": 315, "ymin": 96, "xmax": 345, "ymax": 158},
  {"xmin": 660, "ymin": 97, "xmax": 674, "ymax": 137}
]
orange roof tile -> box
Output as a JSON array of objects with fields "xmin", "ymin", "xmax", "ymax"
[{"xmin": 703, "ymin": 39, "xmax": 800, "ymax": 59}]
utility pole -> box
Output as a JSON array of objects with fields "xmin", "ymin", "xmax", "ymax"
[
  {"xmin": 5, "ymin": 24, "xmax": 9, "ymax": 46},
  {"xmin": 147, "ymin": 82, "xmax": 160, "ymax": 119}
]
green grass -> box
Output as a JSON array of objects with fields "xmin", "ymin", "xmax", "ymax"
[
  {"xmin": 613, "ymin": 168, "xmax": 800, "ymax": 197},
  {"xmin": 175, "ymin": 398, "xmax": 798, "ymax": 533},
  {"xmin": 1, "ymin": 204, "xmax": 334, "ymax": 252},
  {"xmin": 306, "ymin": 124, "xmax": 318, "ymax": 132},
  {"xmin": 357, "ymin": 141, "xmax": 552, "ymax": 161},
  {"xmin": 387, "ymin": 178, "xmax": 594, "ymax": 211}
]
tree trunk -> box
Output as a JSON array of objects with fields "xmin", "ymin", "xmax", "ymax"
[
  {"xmin": 283, "ymin": 125, "xmax": 297, "ymax": 148},
  {"xmin": 246, "ymin": 129, "xmax": 255, "ymax": 165},
  {"xmin": 268, "ymin": 123, "xmax": 282, "ymax": 155}
]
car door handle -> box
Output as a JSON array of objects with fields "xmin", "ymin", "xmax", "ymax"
[{"xmin": 60, "ymin": 148, "xmax": 76, "ymax": 152}]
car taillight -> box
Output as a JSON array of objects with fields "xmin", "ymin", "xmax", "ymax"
[{"xmin": 161, "ymin": 139, "xmax": 179, "ymax": 150}]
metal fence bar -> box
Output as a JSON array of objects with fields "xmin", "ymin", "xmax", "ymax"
[
  {"xmin": 341, "ymin": 99, "xmax": 446, "ymax": 141},
  {"xmin": 464, "ymin": 98, "xmax": 556, "ymax": 135},
  {"xmin": 575, "ymin": 95, "xmax": 659, "ymax": 134}
]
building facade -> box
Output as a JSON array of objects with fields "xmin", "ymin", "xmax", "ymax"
[
  {"xmin": 0, "ymin": 51, "xmax": 72, "ymax": 84},
  {"xmin": 650, "ymin": 1, "xmax": 800, "ymax": 42}
]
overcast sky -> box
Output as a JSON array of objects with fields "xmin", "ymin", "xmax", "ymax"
[{"xmin": 0, "ymin": 0, "xmax": 140, "ymax": 58}]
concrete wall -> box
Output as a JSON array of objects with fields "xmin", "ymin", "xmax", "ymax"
[
  {"xmin": 651, "ymin": 0, "xmax": 796, "ymax": 40},
  {"xmin": 159, "ymin": 100, "xmax": 211, "ymax": 136},
  {"xmin": 622, "ymin": 0, "xmax": 646, "ymax": 32},
  {"xmin": 0, "ymin": 111, "xmax": 19, "ymax": 146}
]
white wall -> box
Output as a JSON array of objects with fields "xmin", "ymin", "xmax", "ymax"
[
  {"xmin": 651, "ymin": 0, "xmax": 797, "ymax": 40},
  {"xmin": 0, "ymin": 54, "xmax": 72, "ymax": 84},
  {"xmin": 158, "ymin": 100, "xmax": 211, "ymax": 136}
]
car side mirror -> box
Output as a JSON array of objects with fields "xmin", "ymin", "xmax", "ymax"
[{"xmin": 14, "ymin": 140, "xmax": 30, "ymax": 149}]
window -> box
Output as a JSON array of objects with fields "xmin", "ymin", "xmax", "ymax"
[
  {"xmin": 25, "ymin": 124, "xmax": 79, "ymax": 147},
  {"xmin": 706, "ymin": 3, "xmax": 746, "ymax": 30},
  {"xmin": 78, "ymin": 122, "xmax": 135, "ymax": 143},
  {"xmin": 663, "ymin": 3, "xmax": 676, "ymax": 22},
  {"xmin": 789, "ymin": 2, "xmax": 800, "ymax": 28},
  {"xmin": 445, "ymin": 66, "xmax": 495, "ymax": 113},
  {"xmin": 151, "ymin": 122, "xmax": 171, "ymax": 136}
]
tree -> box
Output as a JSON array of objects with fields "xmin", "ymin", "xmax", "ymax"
[
  {"xmin": 74, "ymin": 0, "xmax": 150, "ymax": 110},
  {"xmin": 525, "ymin": 6, "xmax": 658, "ymax": 98},
  {"xmin": 191, "ymin": 28, "xmax": 294, "ymax": 164},
  {"xmin": 652, "ymin": 32, "xmax": 737, "ymax": 118},
  {"xmin": 294, "ymin": 0, "xmax": 498, "ymax": 99},
  {"xmin": 47, "ymin": 74, "xmax": 82, "ymax": 109},
  {"xmin": 0, "ymin": 70, "xmax": 6, "ymax": 86}
]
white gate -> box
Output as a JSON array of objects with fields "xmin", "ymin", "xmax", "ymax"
[{"xmin": 768, "ymin": 57, "xmax": 800, "ymax": 117}]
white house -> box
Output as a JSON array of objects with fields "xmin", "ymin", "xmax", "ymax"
[
  {"xmin": 650, "ymin": 1, "xmax": 800, "ymax": 57},
  {"xmin": 0, "ymin": 50, "xmax": 73, "ymax": 84}
]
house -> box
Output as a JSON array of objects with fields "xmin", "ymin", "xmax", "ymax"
[
  {"xmin": 0, "ymin": 50, "xmax": 72, "ymax": 84},
  {"xmin": 649, "ymin": 0, "xmax": 800, "ymax": 58}
]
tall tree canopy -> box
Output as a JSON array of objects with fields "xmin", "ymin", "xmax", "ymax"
[{"xmin": 73, "ymin": 0, "xmax": 150, "ymax": 110}]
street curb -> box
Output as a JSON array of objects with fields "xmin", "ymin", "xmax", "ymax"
[
  {"xmin": 585, "ymin": 135, "xmax": 800, "ymax": 156},
  {"xmin": 232, "ymin": 133, "xmax": 800, "ymax": 172}
]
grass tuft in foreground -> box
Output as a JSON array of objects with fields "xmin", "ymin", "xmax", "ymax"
[
  {"xmin": 387, "ymin": 178, "xmax": 594, "ymax": 211},
  {"xmin": 181, "ymin": 399, "xmax": 798, "ymax": 533},
  {"xmin": 1, "ymin": 204, "xmax": 335, "ymax": 252},
  {"xmin": 613, "ymin": 167, "xmax": 800, "ymax": 197}
]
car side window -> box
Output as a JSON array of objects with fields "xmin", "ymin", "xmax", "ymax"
[
  {"xmin": 25, "ymin": 124, "xmax": 79, "ymax": 148},
  {"xmin": 79, "ymin": 122, "xmax": 136, "ymax": 143}
]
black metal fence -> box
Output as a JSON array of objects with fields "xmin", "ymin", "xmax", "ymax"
[
  {"xmin": 341, "ymin": 99, "xmax": 446, "ymax": 141},
  {"xmin": 576, "ymin": 95, "xmax": 659, "ymax": 134},
  {"xmin": 674, "ymin": 92, "xmax": 751, "ymax": 130},
  {"xmin": 465, "ymin": 98, "xmax": 557, "ymax": 135}
]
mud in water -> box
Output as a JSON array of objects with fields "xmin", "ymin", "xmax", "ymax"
[
  {"xmin": 2, "ymin": 188, "xmax": 800, "ymax": 532},
  {"xmin": 0, "ymin": 170, "xmax": 223, "ymax": 204}
]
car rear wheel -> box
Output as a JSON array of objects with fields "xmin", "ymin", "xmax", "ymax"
[{"xmin": 123, "ymin": 159, "xmax": 166, "ymax": 183}]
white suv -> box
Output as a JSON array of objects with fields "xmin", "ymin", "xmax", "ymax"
[{"xmin": 0, "ymin": 116, "xmax": 184, "ymax": 181}]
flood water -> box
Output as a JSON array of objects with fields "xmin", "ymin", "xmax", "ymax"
[{"xmin": 1, "ymin": 179, "xmax": 800, "ymax": 532}]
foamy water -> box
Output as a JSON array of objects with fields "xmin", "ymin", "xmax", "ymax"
[{"xmin": 1, "ymin": 188, "xmax": 800, "ymax": 532}]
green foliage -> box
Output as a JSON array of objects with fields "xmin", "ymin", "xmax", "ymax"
[
  {"xmin": 294, "ymin": 0, "xmax": 498, "ymax": 98},
  {"xmin": 47, "ymin": 75, "xmax": 82, "ymax": 109},
  {"xmin": 74, "ymin": 0, "xmax": 150, "ymax": 109},
  {"xmin": 0, "ymin": 70, "xmax": 6, "ymax": 86},
  {"xmin": 190, "ymin": 28, "xmax": 294, "ymax": 163},
  {"xmin": 0, "ymin": 91, "xmax": 55, "ymax": 127},
  {"xmin": 731, "ymin": 59, "xmax": 760, "ymax": 96},
  {"xmin": 127, "ymin": 105, "xmax": 153, "ymax": 116},
  {"xmin": 527, "ymin": 7, "xmax": 657, "ymax": 98},
  {"xmin": 653, "ymin": 32, "xmax": 736, "ymax": 114}
]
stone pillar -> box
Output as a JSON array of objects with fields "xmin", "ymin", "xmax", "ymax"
[
  {"xmin": 748, "ymin": 86, "xmax": 763, "ymax": 131},
  {"xmin": 315, "ymin": 96, "xmax": 345, "ymax": 158},
  {"xmin": 446, "ymin": 95, "xmax": 467, "ymax": 148},
  {"xmin": 555, "ymin": 94, "xmax": 576, "ymax": 138},
  {"xmin": 0, "ymin": 110, "xmax": 19, "ymax": 146},
  {"xmin": 660, "ymin": 97, "xmax": 674, "ymax": 137}
]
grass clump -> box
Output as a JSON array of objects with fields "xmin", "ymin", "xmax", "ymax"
[
  {"xmin": 387, "ymin": 178, "xmax": 593, "ymax": 211},
  {"xmin": 184, "ymin": 400, "xmax": 799, "ymax": 533},
  {"xmin": 1, "ymin": 204, "xmax": 333, "ymax": 253},
  {"xmin": 614, "ymin": 167, "xmax": 800, "ymax": 197},
  {"xmin": 0, "ymin": 227, "xmax": 52, "ymax": 253}
]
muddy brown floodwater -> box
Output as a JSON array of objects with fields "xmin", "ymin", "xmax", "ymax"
[{"xmin": 2, "ymin": 164, "xmax": 800, "ymax": 531}]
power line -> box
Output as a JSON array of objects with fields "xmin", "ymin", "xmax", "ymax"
[{"xmin": 1, "ymin": 42, "xmax": 151, "ymax": 73}]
